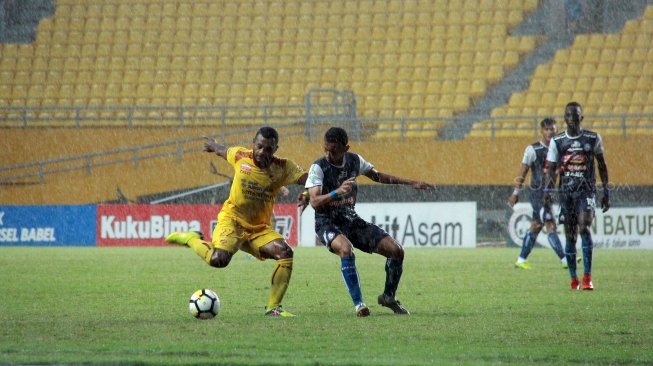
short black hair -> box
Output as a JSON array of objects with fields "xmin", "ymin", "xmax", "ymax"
[
  {"xmin": 255, "ymin": 126, "xmax": 279, "ymax": 143},
  {"xmin": 540, "ymin": 117, "xmax": 556, "ymax": 128},
  {"xmin": 324, "ymin": 127, "xmax": 348, "ymax": 146},
  {"xmin": 566, "ymin": 101, "xmax": 582, "ymax": 111}
]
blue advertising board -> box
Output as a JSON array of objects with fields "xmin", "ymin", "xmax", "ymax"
[{"xmin": 0, "ymin": 205, "xmax": 97, "ymax": 246}]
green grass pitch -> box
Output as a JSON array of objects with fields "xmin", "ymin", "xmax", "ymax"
[{"xmin": 1, "ymin": 246, "xmax": 651, "ymax": 365}]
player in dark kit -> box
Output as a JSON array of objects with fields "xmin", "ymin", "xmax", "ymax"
[
  {"xmin": 304, "ymin": 127, "xmax": 434, "ymax": 317},
  {"xmin": 544, "ymin": 102, "xmax": 610, "ymax": 290},
  {"xmin": 509, "ymin": 118, "xmax": 568, "ymax": 270}
]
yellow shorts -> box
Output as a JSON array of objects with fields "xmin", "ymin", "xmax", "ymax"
[{"xmin": 211, "ymin": 215, "xmax": 283, "ymax": 260}]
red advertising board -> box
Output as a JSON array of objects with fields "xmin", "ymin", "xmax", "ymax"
[{"xmin": 97, "ymin": 204, "xmax": 299, "ymax": 247}]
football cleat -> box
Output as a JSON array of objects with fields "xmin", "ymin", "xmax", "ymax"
[
  {"xmin": 570, "ymin": 277, "xmax": 580, "ymax": 290},
  {"xmin": 165, "ymin": 231, "xmax": 203, "ymax": 246},
  {"xmin": 582, "ymin": 274, "xmax": 594, "ymax": 290},
  {"xmin": 265, "ymin": 306, "xmax": 296, "ymax": 317},
  {"xmin": 514, "ymin": 260, "xmax": 531, "ymax": 270},
  {"xmin": 355, "ymin": 303, "xmax": 370, "ymax": 317},
  {"xmin": 378, "ymin": 294, "xmax": 410, "ymax": 315}
]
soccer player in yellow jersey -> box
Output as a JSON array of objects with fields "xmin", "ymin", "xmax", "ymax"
[{"xmin": 166, "ymin": 126, "xmax": 307, "ymax": 317}]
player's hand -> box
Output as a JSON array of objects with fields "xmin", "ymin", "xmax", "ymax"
[
  {"xmin": 507, "ymin": 193, "xmax": 519, "ymax": 207},
  {"xmin": 412, "ymin": 181, "xmax": 435, "ymax": 190},
  {"xmin": 337, "ymin": 177, "xmax": 356, "ymax": 195},
  {"xmin": 601, "ymin": 194, "xmax": 610, "ymax": 213},
  {"xmin": 202, "ymin": 136, "xmax": 219, "ymax": 153},
  {"xmin": 296, "ymin": 191, "xmax": 309, "ymax": 213},
  {"xmin": 279, "ymin": 186, "xmax": 290, "ymax": 197}
]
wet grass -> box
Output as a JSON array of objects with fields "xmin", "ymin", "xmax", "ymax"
[{"xmin": 0, "ymin": 246, "xmax": 651, "ymax": 365}]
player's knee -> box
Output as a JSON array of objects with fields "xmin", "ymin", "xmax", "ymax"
[
  {"xmin": 209, "ymin": 251, "xmax": 232, "ymax": 268},
  {"xmin": 531, "ymin": 222, "xmax": 543, "ymax": 233},
  {"xmin": 578, "ymin": 225, "xmax": 592, "ymax": 236},
  {"xmin": 336, "ymin": 243, "xmax": 354, "ymax": 257},
  {"xmin": 392, "ymin": 246, "xmax": 404, "ymax": 261},
  {"xmin": 380, "ymin": 238, "xmax": 404, "ymax": 260},
  {"xmin": 275, "ymin": 244, "xmax": 294, "ymax": 260},
  {"xmin": 544, "ymin": 221, "xmax": 557, "ymax": 232},
  {"xmin": 259, "ymin": 240, "xmax": 294, "ymax": 260}
]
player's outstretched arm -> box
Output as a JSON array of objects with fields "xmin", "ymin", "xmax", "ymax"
[
  {"xmin": 202, "ymin": 135, "xmax": 228, "ymax": 159},
  {"xmin": 364, "ymin": 169, "xmax": 434, "ymax": 190}
]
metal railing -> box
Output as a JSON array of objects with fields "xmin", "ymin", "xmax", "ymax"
[
  {"xmin": 0, "ymin": 89, "xmax": 357, "ymax": 185},
  {"xmin": 2, "ymin": 92, "xmax": 651, "ymax": 185},
  {"xmin": 0, "ymin": 124, "xmax": 305, "ymax": 185},
  {"xmin": 0, "ymin": 104, "xmax": 307, "ymax": 128}
]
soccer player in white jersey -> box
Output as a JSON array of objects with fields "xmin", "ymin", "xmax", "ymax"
[
  {"xmin": 509, "ymin": 118, "xmax": 569, "ymax": 269},
  {"xmin": 303, "ymin": 127, "xmax": 434, "ymax": 316}
]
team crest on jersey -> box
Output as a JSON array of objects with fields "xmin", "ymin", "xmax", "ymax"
[
  {"xmin": 240, "ymin": 163, "xmax": 252, "ymax": 175},
  {"xmin": 583, "ymin": 143, "xmax": 591, "ymax": 152}
]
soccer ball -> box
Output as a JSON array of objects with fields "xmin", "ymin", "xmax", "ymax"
[{"xmin": 188, "ymin": 289, "xmax": 220, "ymax": 319}]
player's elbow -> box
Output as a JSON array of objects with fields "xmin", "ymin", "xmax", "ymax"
[{"xmin": 309, "ymin": 198, "xmax": 321, "ymax": 209}]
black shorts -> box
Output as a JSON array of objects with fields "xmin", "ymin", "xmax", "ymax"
[
  {"xmin": 315, "ymin": 216, "xmax": 389, "ymax": 254},
  {"xmin": 559, "ymin": 190, "xmax": 596, "ymax": 224},
  {"xmin": 529, "ymin": 190, "xmax": 555, "ymax": 223},
  {"xmin": 530, "ymin": 197, "xmax": 556, "ymax": 223}
]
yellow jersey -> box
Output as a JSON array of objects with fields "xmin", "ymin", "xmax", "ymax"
[{"xmin": 219, "ymin": 146, "xmax": 305, "ymax": 230}]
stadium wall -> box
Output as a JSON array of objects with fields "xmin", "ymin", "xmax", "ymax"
[{"xmin": 1, "ymin": 134, "xmax": 651, "ymax": 205}]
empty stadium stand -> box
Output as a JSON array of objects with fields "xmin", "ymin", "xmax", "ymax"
[
  {"xmin": 471, "ymin": 3, "xmax": 653, "ymax": 137},
  {"xmin": 1, "ymin": 0, "xmax": 652, "ymax": 204},
  {"xmin": 1, "ymin": 0, "xmax": 540, "ymax": 137}
]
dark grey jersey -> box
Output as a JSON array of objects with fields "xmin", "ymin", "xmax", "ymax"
[
  {"xmin": 547, "ymin": 129, "xmax": 604, "ymax": 193},
  {"xmin": 305, "ymin": 152, "xmax": 373, "ymax": 222},
  {"xmin": 521, "ymin": 141, "xmax": 549, "ymax": 190}
]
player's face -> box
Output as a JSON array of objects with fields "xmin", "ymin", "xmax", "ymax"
[
  {"xmin": 252, "ymin": 134, "xmax": 277, "ymax": 169},
  {"xmin": 564, "ymin": 105, "xmax": 583, "ymax": 135},
  {"xmin": 541, "ymin": 124, "xmax": 557, "ymax": 143},
  {"xmin": 323, "ymin": 141, "xmax": 348, "ymax": 165}
]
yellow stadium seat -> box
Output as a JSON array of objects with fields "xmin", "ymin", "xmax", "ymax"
[
  {"xmin": 524, "ymin": 93, "xmax": 542, "ymax": 107},
  {"xmin": 605, "ymin": 77, "xmax": 623, "ymax": 91},
  {"xmin": 556, "ymin": 92, "xmax": 572, "ymax": 106},
  {"xmin": 528, "ymin": 77, "xmax": 544, "ymax": 90},
  {"xmin": 585, "ymin": 92, "xmax": 601, "ymax": 110},
  {"xmin": 612, "ymin": 63, "xmax": 628, "ymax": 77},
  {"xmin": 0, "ymin": 83, "xmax": 13, "ymax": 100},
  {"xmin": 469, "ymin": 79, "xmax": 486, "ymax": 95},
  {"xmin": 588, "ymin": 76, "xmax": 605, "ymax": 91},
  {"xmin": 594, "ymin": 63, "xmax": 611, "ymax": 77},
  {"xmin": 541, "ymin": 78, "xmax": 557, "ymax": 92},
  {"xmin": 582, "ymin": 48, "xmax": 601, "ymax": 65},
  {"xmin": 487, "ymin": 65, "xmax": 504, "ymax": 80},
  {"xmin": 575, "ymin": 77, "xmax": 591, "ymax": 91}
]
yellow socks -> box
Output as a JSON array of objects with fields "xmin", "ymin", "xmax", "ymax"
[
  {"xmin": 267, "ymin": 258, "xmax": 293, "ymax": 308},
  {"xmin": 187, "ymin": 237, "xmax": 214, "ymax": 264}
]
